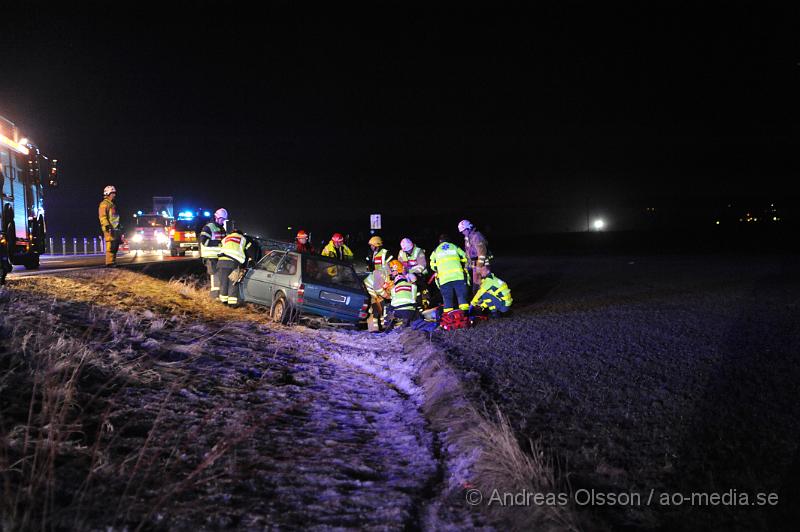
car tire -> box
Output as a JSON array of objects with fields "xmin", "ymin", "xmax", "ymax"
[{"xmin": 271, "ymin": 293, "xmax": 291, "ymax": 324}]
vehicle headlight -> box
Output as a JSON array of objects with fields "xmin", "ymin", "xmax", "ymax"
[{"xmin": 132, "ymin": 233, "xmax": 144, "ymax": 243}]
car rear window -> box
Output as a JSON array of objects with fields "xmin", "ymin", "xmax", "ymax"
[{"xmin": 302, "ymin": 256, "xmax": 363, "ymax": 290}]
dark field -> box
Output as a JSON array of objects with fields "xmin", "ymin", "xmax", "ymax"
[{"xmin": 439, "ymin": 254, "xmax": 800, "ymax": 531}]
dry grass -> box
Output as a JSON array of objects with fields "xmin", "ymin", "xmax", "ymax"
[
  {"xmin": 404, "ymin": 332, "xmax": 581, "ymax": 531},
  {"xmin": 0, "ymin": 272, "xmax": 279, "ymax": 530},
  {"xmin": 11, "ymin": 270, "xmax": 273, "ymax": 325}
]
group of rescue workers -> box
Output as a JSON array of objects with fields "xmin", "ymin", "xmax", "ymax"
[{"xmin": 97, "ymin": 185, "xmax": 512, "ymax": 331}]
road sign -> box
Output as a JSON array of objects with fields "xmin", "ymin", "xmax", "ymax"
[{"xmin": 370, "ymin": 214, "xmax": 382, "ymax": 230}]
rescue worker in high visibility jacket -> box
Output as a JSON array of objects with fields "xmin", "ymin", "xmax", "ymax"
[
  {"xmin": 199, "ymin": 208, "xmax": 228, "ymax": 300},
  {"xmin": 98, "ymin": 185, "xmax": 121, "ymax": 267},
  {"xmin": 384, "ymin": 260, "xmax": 418, "ymax": 330},
  {"xmin": 363, "ymin": 270, "xmax": 390, "ymax": 332},
  {"xmin": 470, "ymin": 264, "xmax": 513, "ymax": 315},
  {"xmin": 429, "ymin": 234, "xmax": 470, "ymax": 314},
  {"xmin": 458, "ymin": 219, "xmax": 491, "ymax": 295},
  {"xmin": 321, "ymin": 233, "xmax": 353, "ymax": 261},
  {"xmin": 216, "ymin": 223, "xmax": 252, "ymax": 307},
  {"xmin": 398, "ymin": 238, "xmax": 427, "ymax": 279},
  {"xmin": 366, "ymin": 235, "xmax": 393, "ymax": 297},
  {"xmin": 367, "ymin": 235, "xmax": 393, "ymax": 273},
  {"xmin": 398, "ymin": 237, "xmax": 430, "ymax": 308},
  {"xmin": 295, "ymin": 230, "xmax": 315, "ymax": 253}
]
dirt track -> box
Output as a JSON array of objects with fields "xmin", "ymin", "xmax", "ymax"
[{"xmin": 437, "ymin": 254, "xmax": 800, "ymax": 531}]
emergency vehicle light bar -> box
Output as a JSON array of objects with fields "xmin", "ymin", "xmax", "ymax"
[{"xmin": 0, "ymin": 134, "xmax": 30, "ymax": 155}]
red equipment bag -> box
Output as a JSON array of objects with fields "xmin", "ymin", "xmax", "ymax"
[{"xmin": 440, "ymin": 310, "xmax": 470, "ymax": 330}]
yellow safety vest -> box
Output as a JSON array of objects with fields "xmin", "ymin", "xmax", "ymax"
[
  {"xmin": 218, "ymin": 233, "xmax": 250, "ymax": 264},
  {"xmin": 471, "ymin": 274, "xmax": 513, "ymax": 309},
  {"xmin": 399, "ymin": 246, "xmax": 427, "ymax": 275},
  {"xmin": 430, "ymin": 242, "xmax": 467, "ymax": 286},
  {"xmin": 390, "ymin": 276, "xmax": 417, "ymax": 309},
  {"xmin": 200, "ymin": 222, "xmax": 226, "ymax": 258}
]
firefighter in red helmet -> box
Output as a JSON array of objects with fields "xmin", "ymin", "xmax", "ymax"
[
  {"xmin": 295, "ymin": 230, "xmax": 315, "ymax": 253},
  {"xmin": 321, "ymin": 233, "xmax": 353, "ymax": 262}
]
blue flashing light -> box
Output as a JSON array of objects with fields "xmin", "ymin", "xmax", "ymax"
[
  {"xmin": 177, "ymin": 210, "xmax": 195, "ymax": 220},
  {"xmin": 137, "ymin": 210, "xmax": 143, "ymax": 215},
  {"xmin": 203, "ymin": 211, "xmax": 211, "ymax": 217}
]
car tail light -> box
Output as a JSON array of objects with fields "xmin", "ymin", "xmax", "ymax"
[{"xmin": 297, "ymin": 283, "xmax": 305, "ymax": 304}]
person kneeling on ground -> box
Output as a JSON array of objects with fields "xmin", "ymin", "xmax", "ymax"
[
  {"xmin": 469, "ymin": 264, "xmax": 513, "ymax": 317},
  {"xmin": 384, "ymin": 260, "xmax": 418, "ymax": 331}
]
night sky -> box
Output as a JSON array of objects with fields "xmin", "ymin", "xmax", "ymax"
[{"xmin": 1, "ymin": 2, "xmax": 797, "ymax": 241}]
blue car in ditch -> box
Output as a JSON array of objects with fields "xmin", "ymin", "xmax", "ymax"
[{"xmin": 239, "ymin": 250, "xmax": 369, "ymax": 326}]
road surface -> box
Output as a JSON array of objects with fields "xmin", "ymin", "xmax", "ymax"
[{"xmin": 7, "ymin": 251, "xmax": 201, "ymax": 279}]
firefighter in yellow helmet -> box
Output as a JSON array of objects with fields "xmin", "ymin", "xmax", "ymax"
[
  {"xmin": 367, "ymin": 235, "xmax": 393, "ymax": 295},
  {"xmin": 98, "ymin": 185, "xmax": 121, "ymax": 267},
  {"xmin": 470, "ymin": 264, "xmax": 513, "ymax": 316},
  {"xmin": 367, "ymin": 235, "xmax": 393, "ymax": 272},
  {"xmin": 384, "ymin": 259, "xmax": 418, "ymax": 330}
]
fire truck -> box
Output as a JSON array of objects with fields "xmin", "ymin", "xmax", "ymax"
[
  {"xmin": 0, "ymin": 115, "xmax": 58, "ymax": 270},
  {"xmin": 170, "ymin": 209, "xmax": 212, "ymax": 256},
  {"xmin": 129, "ymin": 197, "xmax": 173, "ymax": 252}
]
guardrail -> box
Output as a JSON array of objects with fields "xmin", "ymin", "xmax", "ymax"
[{"xmin": 41, "ymin": 236, "xmax": 110, "ymax": 256}]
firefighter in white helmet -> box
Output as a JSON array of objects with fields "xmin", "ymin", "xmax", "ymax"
[
  {"xmin": 398, "ymin": 237, "xmax": 431, "ymax": 308},
  {"xmin": 199, "ymin": 208, "xmax": 228, "ymax": 300},
  {"xmin": 98, "ymin": 185, "xmax": 121, "ymax": 267},
  {"xmin": 458, "ymin": 219, "xmax": 491, "ymax": 295}
]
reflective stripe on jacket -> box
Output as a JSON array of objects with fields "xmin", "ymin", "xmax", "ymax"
[
  {"xmin": 218, "ymin": 233, "xmax": 250, "ymax": 264},
  {"xmin": 371, "ymin": 248, "xmax": 393, "ymax": 272},
  {"xmin": 200, "ymin": 222, "xmax": 226, "ymax": 258},
  {"xmin": 399, "ymin": 246, "xmax": 427, "ymax": 275},
  {"xmin": 390, "ymin": 276, "xmax": 417, "ymax": 309},
  {"xmin": 471, "ymin": 274, "xmax": 513, "ymax": 308},
  {"xmin": 98, "ymin": 198, "xmax": 120, "ymax": 231},
  {"xmin": 465, "ymin": 230, "xmax": 490, "ymax": 267},
  {"xmin": 429, "ymin": 242, "xmax": 468, "ymax": 286}
]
